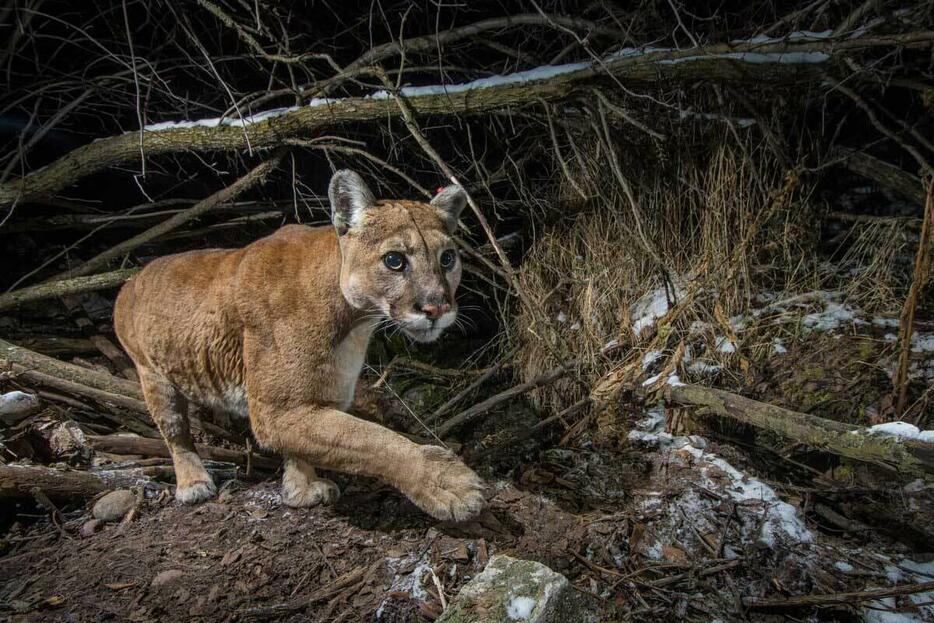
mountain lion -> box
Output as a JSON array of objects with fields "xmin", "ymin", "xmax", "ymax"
[{"xmin": 114, "ymin": 170, "xmax": 485, "ymax": 521}]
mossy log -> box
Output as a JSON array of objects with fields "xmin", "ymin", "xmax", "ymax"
[
  {"xmin": 1, "ymin": 31, "xmax": 931, "ymax": 209},
  {"xmin": 665, "ymin": 383, "xmax": 934, "ymax": 478}
]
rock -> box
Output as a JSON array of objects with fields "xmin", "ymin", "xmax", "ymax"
[
  {"xmin": 0, "ymin": 391, "xmax": 40, "ymax": 424},
  {"xmin": 151, "ymin": 569, "xmax": 184, "ymax": 588},
  {"xmin": 92, "ymin": 490, "xmax": 136, "ymax": 522},
  {"xmin": 79, "ymin": 519, "xmax": 101, "ymax": 537},
  {"xmin": 437, "ymin": 555, "xmax": 597, "ymax": 623},
  {"xmin": 48, "ymin": 422, "xmax": 90, "ymax": 458}
]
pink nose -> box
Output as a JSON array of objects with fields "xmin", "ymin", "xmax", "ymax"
[{"xmin": 420, "ymin": 302, "xmax": 451, "ymax": 320}]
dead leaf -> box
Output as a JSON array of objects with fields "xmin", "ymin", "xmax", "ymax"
[{"xmin": 662, "ymin": 545, "xmax": 688, "ymax": 562}]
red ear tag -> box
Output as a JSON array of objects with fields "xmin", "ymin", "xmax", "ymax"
[{"xmin": 436, "ymin": 187, "xmax": 445, "ymax": 194}]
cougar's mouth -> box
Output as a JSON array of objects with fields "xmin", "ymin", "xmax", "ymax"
[{"xmin": 395, "ymin": 310, "xmax": 457, "ymax": 343}]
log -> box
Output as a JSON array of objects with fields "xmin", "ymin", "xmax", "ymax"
[
  {"xmin": 0, "ymin": 464, "xmax": 142, "ymax": 500},
  {"xmin": 0, "ymin": 337, "xmax": 143, "ymax": 400},
  {"xmin": 0, "ymin": 269, "xmax": 138, "ymax": 313},
  {"xmin": 834, "ymin": 147, "xmax": 926, "ymax": 206},
  {"xmin": 11, "ymin": 336, "xmax": 98, "ymax": 356},
  {"xmin": 0, "ymin": 337, "xmax": 156, "ymax": 435},
  {"xmin": 664, "ymin": 383, "xmax": 934, "ymax": 478},
  {"xmin": 86, "ymin": 435, "xmax": 281, "ymax": 471},
  {"xmin": 1, "ymin": 31, "xmax": 931, "ymax": 209}
]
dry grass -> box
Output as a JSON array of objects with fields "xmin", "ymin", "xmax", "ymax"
[
  {"xmin": 509, "ymin": 128, "xmax": 823, "ymax": 414},
  {"xmin": 832, "ymin": 221, "xmax": 913, "ymax": 314}
]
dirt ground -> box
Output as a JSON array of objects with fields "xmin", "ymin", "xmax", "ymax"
[{"xmin": 3, "ymin": 427, "xmax": 933, "ymax": 623}]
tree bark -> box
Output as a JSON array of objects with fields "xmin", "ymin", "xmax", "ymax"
[
  {"xmin": 1, "ymin": 32, "xmax": 931, "ymax": 209},
  {"xmin": 664, "ymin": 383, "xmax": 934, "ymax": 478}
]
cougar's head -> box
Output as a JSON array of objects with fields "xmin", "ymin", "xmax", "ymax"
[{"xmin": 329, "ymin": 169, "xmax": 466, "ymax": 343}]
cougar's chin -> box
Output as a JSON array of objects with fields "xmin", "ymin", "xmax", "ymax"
[
  {"xmin": 395, "ymin": 310, "xmax": 457, "ymax": 343},
  {"xmin": 401, "ymin": 325, "xmax": 445, "ymax": 343}
]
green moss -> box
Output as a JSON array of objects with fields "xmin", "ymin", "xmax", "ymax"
[{"xmin": 801, "ymin": 366, "xmax": 825, "ymax": 381}]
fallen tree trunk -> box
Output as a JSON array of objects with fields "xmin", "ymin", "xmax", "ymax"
[
  {"xmin": 1, "ymin": 31, "xmax": 931, "ymax": 209},
  {"xmin": 86, "ymin": 435, "xmax": 281, "ymax": 471},
  {"xmin": 664, "ymin": 383, "xmax": 934, "ymax": 478},
  {"xmin": 0, "ymin": 464, "xmax": 141, "ymax": 500}
]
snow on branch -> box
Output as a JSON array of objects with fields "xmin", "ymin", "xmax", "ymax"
[{"xmin": 1, "ymin": 29, "xmax": 932, "ymax": 209}]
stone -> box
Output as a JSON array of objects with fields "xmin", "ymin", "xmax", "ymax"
[
  {"xmin": 79, "ymin": 519, "xmax": 101, "ymax": 537},
  {"xmin": 48, "ymin": 422, "xmax": 89, "ymax": 458},
  {"xmin": 92, "ymin": 489, "xmax": 136, "ymax": 522},
  {"xmin": 151, "ymin": 569, "xmax": 184, "ymax": 588},
  {"xmin": 0, "ymin": 391, "xmax": 40, "ymax": 424},
  {"xmin": 437, "ymin": 555, "xmax": 597, "ymax": 623}
]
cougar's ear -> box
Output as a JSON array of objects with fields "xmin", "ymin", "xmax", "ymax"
[
  {"xmin": 430, "ymin": 184, "xmax": 467, "ymax": 233},
  {"xmin": 329, "ymin": 169, "xmax": 376, "ymax": 235}
]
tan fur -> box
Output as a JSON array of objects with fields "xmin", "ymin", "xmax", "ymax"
[{"xmin": 114, "ymin": 171, "xmax": 483, "ymax": 520}]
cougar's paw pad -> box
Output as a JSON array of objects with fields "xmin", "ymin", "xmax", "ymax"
[
  {"xmin": 414, "ymin": 446, "xmax": 486, "ymax": 522},
  {"xmin": 282, "ymin": 478, "xmax": 340, "ymax": 508},
  {"xmin": 175, "ymin": 480, "xmax": 217, "ymax": 505}
]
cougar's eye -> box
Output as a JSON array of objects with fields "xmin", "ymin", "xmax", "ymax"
[
  {"xmin": 383, "ymin": 252, "xmax": 406, "ymax": 272},
  {"xmin": 439, "ymin": 249, "xmax": 457, "ymax": 271}
]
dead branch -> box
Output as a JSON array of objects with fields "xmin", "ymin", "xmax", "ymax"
[
  {"xmin": 0, "ymin": 269, "xmax": 138, "ymax": 313},
  {"xmin": 893, "ymin": 179, "xmax": 933, "ymax": 415},
  {"xmin": 2, "ymin": 32, "xmax": 931, "ymax": 210},
  {"xmin": 834, "ymin": 147, "xmax": 926, "ymax": 206},
  {"xmin": 436, "ymin": 365, "xmax": 572, "ymax": 437},
  {"xmin": 54, "ymin": 151, "xmax": 285, "ymax": 280},
  {"xmin": 664, "ymin": 383, "xmax": 934, "ymax": 478},
  {"xmin": 744, "ymin": 580, "xmax": 934, "ymax": 610},
  {"xmin": 86, "ymin": 434, "xmax": 281, "ymax": 471}
]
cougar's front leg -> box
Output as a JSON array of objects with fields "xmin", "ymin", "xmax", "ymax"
[
  {"xmin": 252, "ymin": 404, "xmax": 484, "ymax": 521},
  {"xmin": 138, "ymin": 368, "xmax": 216, "ymax": 504},
  {"xmin": 281, "ymin": 456, "xmax": 340, "ymax": 508}
]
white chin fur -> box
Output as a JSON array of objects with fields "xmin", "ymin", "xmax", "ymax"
[{"xmin": 399, "ymin": 309, "xmax": 456, "ymax": 343}]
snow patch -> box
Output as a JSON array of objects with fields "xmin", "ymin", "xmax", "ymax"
[
  {"xmin": 506, "ymin": 595, "xmax": 537, "ymax": 620},
  {"xmin": 861, "ymin": 422, "xmax": 934, "ymax": 443},
  {"xmin": 682, "ymin": 445, "xmax": 814, "ymax": 547},
  {"xmin": 802, "ymin": 301, "xmax": 861, "ymax": 331}
]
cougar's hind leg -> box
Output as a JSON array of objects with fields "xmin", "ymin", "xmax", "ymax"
[
  {"xmin": 281, "ymin": 456, "xmax": 340, "ymax": 508},
  {"xmin": 138, "ymin": 368, "xmax": 216, "ymax": 504}
]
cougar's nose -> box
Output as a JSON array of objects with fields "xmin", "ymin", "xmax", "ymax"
[{"xmin": 419, "ymin": 301, "xmax": 451, "ymax": 320}]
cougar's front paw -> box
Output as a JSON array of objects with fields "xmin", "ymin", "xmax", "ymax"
[
  {"xmin": 408, "ymin": 446, "xmax": 485, "ymax": 522},
  {"xmin": 282, "ymin": 477, "xmax": 340, "ymax": 508},
  {"xmin": 175, "ymin": 479, "xmax": 217, "ymax": 505}
]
